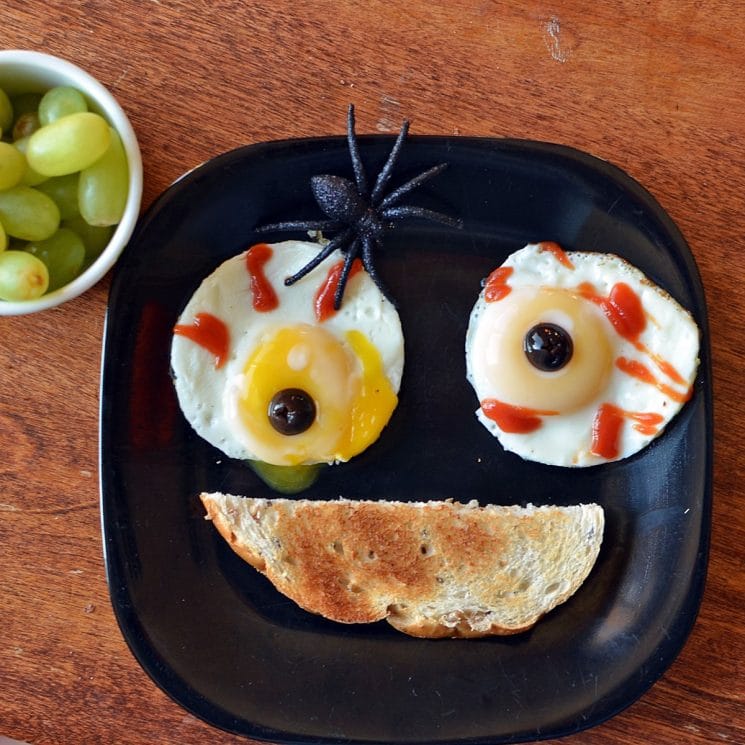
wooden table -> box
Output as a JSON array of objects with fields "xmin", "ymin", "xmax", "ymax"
[{"xmin": 1, "ymin": 2, "xmax": 743, "ymax": 743}]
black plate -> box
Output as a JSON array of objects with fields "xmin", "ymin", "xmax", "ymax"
[{"xmin": 100, "ymin": 136, "xmax": 712, "ymax": 744}]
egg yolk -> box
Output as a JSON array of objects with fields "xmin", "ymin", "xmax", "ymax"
[
  {"xmin": 226, "ymin": 323, "xmax": 397, "ymax": 466},
  {"xmin": 474, "ymin": 287, "xmax": 613, "ymax": 412}
]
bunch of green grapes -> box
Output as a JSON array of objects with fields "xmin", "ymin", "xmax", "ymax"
[{"xmin": 0, "ymin": 85, "xmax": 127, "ymax": 302}]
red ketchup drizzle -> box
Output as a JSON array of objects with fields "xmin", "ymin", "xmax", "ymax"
[
  {"xmin": 481, "ymin": 398, "xmax": 558, "ymax": 434},
  {"xmin": 655, "ymin": 357, "xmax": 687, "ymax": 387},
  {"xmin": 591, "ymin": 403, "xmax": 665, "ymax": 459},
  {"xmin": 315, "ymin": 258, "xmax": 363, "ymax": 322},
  {"xmin": 538, "ymin": 241, "xmax": 574, "ymax": 269},
  {"xmin": 173, "ymin": 312, "xmax": 230, "ymax": 369},
  {"xmin": 484, "ymin": 266, "xmax": 513, "ymax": 302},
  {"xmin": 578, "ymin": 281, "xmax": 646, "ymax": 342},
  {"xmin": 246, "ymin": 243, "xmax": 279, "ymax": 312},
  {"xmin": 578, "ymin": 281, "xmax": 687, "ymax": 386},
  {"xmin": 616, "ymin": 357, "xmax": 691, "ymax": 404}
]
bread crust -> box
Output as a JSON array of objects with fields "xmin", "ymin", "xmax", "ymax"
[
  {"xmin": 200, "ymin": 494, "xmax": 603, "ymax": 638},
  {"xmin": 201, "ymin": 497, "xmax": 267, "ymax": 572}
]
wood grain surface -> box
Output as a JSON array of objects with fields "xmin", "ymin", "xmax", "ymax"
[{"xmin": 1, "ymin": 1, "xmax": 743, "ymax": 743}]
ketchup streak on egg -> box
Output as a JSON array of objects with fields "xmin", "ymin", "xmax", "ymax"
[
  {"xmin": 483, "ymin": 266, "xmax": 513, "ymax": 302},
  {"xmin": 481, "ymin": 399, "xmax": 558, "ymax": 434},
  {"xmin": 653, "ymin": 355, "xmax": 688, "ymax": 387},
  {"xmin": 315, "ymin": 258, "xmax": 363, "ymax": 322},
  {"xmin": 615, "ymin": 357, "xmax": 691, "ymax": 404},
  {"xmin": 246, "ymin": 243, "xmax": 279, "ymax": 312},
  {"xmin": 578, "ymin": 281, "xmax": 646, "ymax": 343},
  {"xmin": 537, "ymin": 241, "xmax": 575, "ymax": 269},
  {"xmin": 578, "ymin": 280, "xmax": 688, "ymax": 386},
  {"xmin": 173, "ymin": 312, "xmax": 230, "ymax": 369},
  {"xmin": 591, "ymin": 403, "xmax": 664, "ymax": 459}
]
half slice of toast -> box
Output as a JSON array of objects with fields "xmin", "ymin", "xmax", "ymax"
[{"xmin": 200, "ymin": 493, "xmax": 604, "ymax": 638}]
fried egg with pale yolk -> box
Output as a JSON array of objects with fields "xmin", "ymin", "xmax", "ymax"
[
  {"xmin": 171, "ymin": 240, "xmax": 404, "ymax": 467},
  {"xmin": 466, "ymin": 242, "xmax": 700, "ymax": 467}
]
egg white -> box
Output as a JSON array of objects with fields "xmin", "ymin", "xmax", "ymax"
[
  {"xmin": 465, "ymin": 243, "xmax": 700, "ymax": 466},
  {"xmin": 171, "ymin": 240, "xmax": 404, "ymax": 462}
]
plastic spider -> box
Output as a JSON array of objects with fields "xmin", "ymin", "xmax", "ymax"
[{"xmin": 257, "ymin": 104, "xmax": 462, "ymax": 308}]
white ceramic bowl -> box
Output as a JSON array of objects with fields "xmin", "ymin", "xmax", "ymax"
[{"xmin": 0, "ymin": 50, "xmax": 143, "ymax": 315}]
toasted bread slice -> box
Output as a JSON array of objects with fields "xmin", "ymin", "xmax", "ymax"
[{"xmin": 200, "ymin": 493, "xmax": 604, "ymax": 638}]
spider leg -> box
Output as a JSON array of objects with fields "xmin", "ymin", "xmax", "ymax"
[
  {"xmin": 371, "ymin": 119, "xmax": 410, "ymax": 204},
  {"xmin": 381, "ymin": 205, "xmax": 463, "ymax": 229},
  {"xmin": 284, "ymin": 228, "xmax": 354, "ymax": 285},
  {"xmin": 255, "ymin": 219, "xmax": 342, "ymax": 233},
  {"xmin": 347, "ymin": 104, "xmax": 369, "ymax": 197},
  {"xmin": 361, "ymin": 235, "xmax": 395, "ymax": 305},
  {"xmin": 333, "ymin": 237, "xmax": 361, "ymax": 309},
  {"xmin": 379, "ymin": 163, "xmax": 449, "ymax": 209}
]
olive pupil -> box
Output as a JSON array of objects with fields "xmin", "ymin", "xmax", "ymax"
[
  {"xmin": 524, "ymin": 323, "xmax": 573, "ymax": 371},
  {"xmin": 268, "ymin": 388, "xmax": 316, "ymax": 435}
]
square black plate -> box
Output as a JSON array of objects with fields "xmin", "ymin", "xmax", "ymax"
[{"xmin": 100, "ymin": 136, "xmax": 712, "ymax": 744}]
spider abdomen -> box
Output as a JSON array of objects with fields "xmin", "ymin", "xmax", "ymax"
[{"xmin": 311, "ymin": 175, "xmax": 367, "ymax": 222}]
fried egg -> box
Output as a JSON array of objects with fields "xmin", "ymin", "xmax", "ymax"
[
  {"xmin": 171, "ymin": 240, "xmax": 404, "ymax": 466},
  {"xmin": 465, "ymin": 242, "xmax": 700, "ymax": 466}
]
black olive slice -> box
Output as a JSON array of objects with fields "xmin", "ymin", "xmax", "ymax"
[
  {"xmin": 524, "ymin": 323, "xmax": 574, "ymax": 371},
  {"xmin": 268, "ymin": 388, "xmax": 316, "ymax": 435}
]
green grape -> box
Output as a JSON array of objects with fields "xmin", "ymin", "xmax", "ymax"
[
  {"xmin": 36, "ymin": 173, "xmax": 80, "ymax": 220},
  {"xmin": 78, "ymin": 127, "xmax": 128, "ymax": 226},
  {"xmin": 62, "ymin": 214, "xmax": 113, "ymax": 264},
  {"xmin": 12, "ymin": 112, "xmax": 40, "ymax": 141},
  {"xmin": 0, "ymin": 141, "xmax": 26, "ymax": 190},
  {"xmin": 248, "ymin": 460, "xmax": 324, "ymax": 494},
  {"xmin": 0, "ymin": 88, "xmax": 12, "ymax": 133},
  {"xmin": 0, "ymin": 185, "xmax": 60, "ymax": 241},
  {"xmin": 25, "ymin": 227, "xmax": 85, "ymax": 292},
  {"xmin": 0, "ymin": 219, "xmax": 7, "ymax": 252},
  {"xmin": 38, "ymin": 86, "xmax": 88, "ymax": 126},
  {"xmin": 0, "ymin": 249, "xmax": 49, "ymax": 300},
  {"xmin": 26, "ymin": 112, "xmax": 110, "ymax": 177},
  {"xmin": 13, "ymin": 137, "xmax": 48, "ymax": 186}
]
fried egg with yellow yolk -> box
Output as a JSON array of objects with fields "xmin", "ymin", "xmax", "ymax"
[
  {"xmin": 466, "ymin": 242, "xmax": 700, "ymax": 467},
  {"xmin": 171, "ymin": 240, "xmax": 404, "ymax": 467}
]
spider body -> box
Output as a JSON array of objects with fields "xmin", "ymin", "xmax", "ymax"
[
  {"xmin": 311, "ymin": 175, "xmax": 385, "ymax": 240},
  {"xmin": 258, "ymin": 105, "xmax": 461, "ymax": 308}
]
